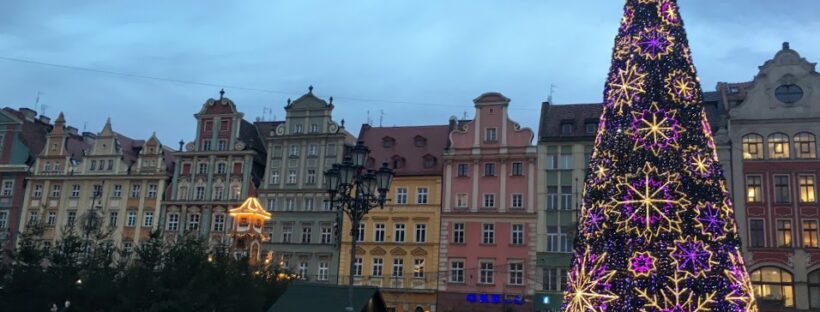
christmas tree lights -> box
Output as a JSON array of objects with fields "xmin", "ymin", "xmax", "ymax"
[{"xmin": 563, "ymin": 0, "xmax": 757, "ymax": 310}]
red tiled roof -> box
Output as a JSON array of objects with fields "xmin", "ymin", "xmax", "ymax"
[
  {"xmin": 357, "ymin": 124, "xmax": 450, "ymax": 176},
  {"xmin": 2, "ymin": 108, "xmax": 52, "ymax": 163}
]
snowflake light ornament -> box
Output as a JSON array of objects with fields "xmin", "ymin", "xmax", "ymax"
[
  {"xmin": 612, "ymin": 164, "xmax": 689, "ymax": 240},
  {"xmin": 665, "ymin": 70, "xmax": 699, "ymax": 106},
  {"xmin": 629, "ymin": 252, "xmax": 656, "ymax": 277},
  {"xmin": 628, "ymin": 102, "xmax": 685, "ymax": 155},
  {"xmin": 564, "ymin": 251, "xmax": 618, "ymax": 312},
  {"xmin": 694, "ymin": 201, "xmax": 731, "ymax": 241},
  {"xmin": 607, "ymin": 59, "xmax": 647, "ymax": 115},
  {"xmin": 634, "ymin": 26, "xmax": 675, "ymax": 60},
  {"xmin": 670, "ymin": 236, "xmax": 715, "ymax": 278}
]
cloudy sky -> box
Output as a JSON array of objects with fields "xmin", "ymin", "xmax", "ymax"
[{"xmin": 1, "ymin": 0, "xmax": 818, "ymax": 147}]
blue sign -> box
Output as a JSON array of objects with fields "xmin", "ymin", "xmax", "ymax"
[{"xmin": 466, "ymin": 293, "xmax": 524, "ymax": 305}]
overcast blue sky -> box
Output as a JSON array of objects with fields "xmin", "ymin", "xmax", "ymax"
[{"xmin": 1, "ymin": 0, "xmax": 818, "ymax": 147}]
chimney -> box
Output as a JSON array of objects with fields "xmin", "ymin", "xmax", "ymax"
[
  {"xmin": 39, "ymin": 115, "xmax": 51, "ymax": 124},
  {"xmin": 19, "ymin": 108, "xmax": 37, "ymax": 121},
  {"xmin": 66, "ymin": 126, "xmax": 79, "ymax": 136},
  {"xmin": 82, "ymin": 132, "xmax": 97, "ymax": 145}
]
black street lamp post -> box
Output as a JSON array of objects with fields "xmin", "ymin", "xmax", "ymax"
[{"xmin": 324, "ymin": 142, "xmax": 394, "ymax": 312}]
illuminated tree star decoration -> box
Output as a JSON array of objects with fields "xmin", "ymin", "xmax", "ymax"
[
  {"xmin": 564, "ymin": 251, "xmax": 618, "ymax": 312},
  {"xmin": 634, "ymin": 26, "xmax": 675, "ymax": 60},
  {"xmin": 628, "ymin": 102, "xmax": 684, "ymax": 155},
  {"xmin": 612, "ymin": 164, "xmax": 688, "ymax": 239},
  {"xmin": 665, "ymin": 70, "xmax": 698, "ymax": 105},
  {"xmin": 606, "ymin": 59, "xmax": 647, "ymax": 115},
  {"xmin": 564, "ymin": 0, "xmax": 757, "ymax": 310},
  {"xmin": 629, "ymin": 252, "xmax": 656, "ymax": 277},
  {"xmin": 637, "ymin": 268, "xmax": 716, "ymax": 312},
  {"xmin": 671, "ymin": 237, "xmax": 715, "ymax": 277}
]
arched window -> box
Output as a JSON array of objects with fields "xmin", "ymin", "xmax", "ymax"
[
  {"xmin": 742, "ymin": 134, "xmax": 764, "ymax": 160},
  {"xmin": 751, "ymin": 267, "xmax": 794, "ymax": 308},
  {"xmin": 768, "ymin": 133, "xmax": 791, "ymax": 159},
  {"xmin": 809, "ymin": 269, "xmax": 820, "ymax": 309},
  {"xmin": 795, "ymin": 132, "xmax": 817, "ymax": 159}
]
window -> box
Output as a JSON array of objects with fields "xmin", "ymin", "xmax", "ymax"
[
  {"xmin": 112, "ymin": 184, "xmax": 122, "ymax": 198},
  {"xmin": 751, "ymin": 268, "xmax": 794, "ymax": 308},
  {"xmin": 768, "ymin": 133, "xmax": 791, "ymax": 159},
  {"xmin": 375, "ymin": 224, "xmax": 385, "ymax": 242},
  {"xmin": 304, "ymin": 198, "xmax": 314, "ymax": 211},
  {"xmin": 289, "ymin": 145, "xmax": 300, "ymax": 156},
  {"xmin": 130, "ymin": 184, "xmax": 141, "ymax": 199},
  {"xmin": 90, "ymin": 160, "xmax": 97, "ymax": 171},
  {"xmin": 97, "ymin": 160, "xmax": 105, "ymax": 171},
  {"xmin": 33, "ymin": 184, "xmax": 43, "ymax": 198},
  {"xmin": 450, "ymin": 260, "xmax": 465, "ymax": 283},
  {"xmin": 107, "ymin": 160, "xmax": 113, "ymax": 170},
  {"xmin": 109, "ymin": 212, "xmax": 119, "ymax": 227},
  {"xmin": 511, "ymin": 194, "xmax": 523, "ymax": 209},
  {"xmin": 287, "ymin": 171, "xmax": 297, "ymax": 184},
  {"xmin": 484, "ymin": 163, "xmax": 496, "ymax": 176},
  {"xmin": 774, "ymin": 175, "xmax": 791, "ymax": 204},
  {"xmin": 308, "ymin": 144, "xmax": 318, "ymax": 156},
  {"xmin": 416, "ymin": 188, "xmax": 428, "ymax": 204},
  {"xmin": 213, "ymin": 186, "xmax": 223, "ymax": 200},
  {"xmin": 561, "ymin": 123, "xmax": 573, "ymax": 136},
  {"xmin": 294, "ymin": 124, "xmax": 303, "ymax": 134},
  {"xmin": 28, "ymin": 211, "xmax": 37, "ymax": 225},
  {"xmin": 353, "ymin": 257, "xmax": 363, "ymax": 276},
  {"xmin": 560, "ymin": 186, "xmax": 573, "ymax": 210},
  {"xmin": 560, "ymin": 151, "xmax": 572, "ymax": 169},
  {"xmin": 308, "ymin": 261, "xmax": 327, "ymax": 282},
  {"xmin": 167, "ymin": 213, "xmax": 179, "ymax": 231},
  {"xmin": 0, "ymin": 212, "xmax": 9, "ymax": 229},
  {"xmin": 775, "ymin": 84, "xmax": 804, "ymax": 104},
  {"xmin": 742, "ymin": 134, "xmax": 764, "ymax": 160},
  {"xmin": 1, "ymin": 180, "xmax": 13, "ymax": 197},
  {"xmin": 804, "ymin": 220, "xmax": 818, "ymax": 248},
  {"xmin": 415, "ymin": 224, "xmax": 426, "ymax": 243},
  {"xmin": 230, "ymin": 185, "xmax": 241, "ymax": 200},
  {"xmin": 543, "ymin": 268, "xmax": 569, "ymax": 291},
  {"xmin": 298, "ymin": 262, "xmax": 308, "ymax": 279},
  {"xmin": 585, "ymin": 123, "xmax": 597, "ymax": 134},
  {"xmin": 746, "ymin": 176, "xmax": 763, "ymax": 203},
  {"xmin": 383, "ymin": 138, "xmax": 395, "ymax": 148},
  {"xmin": 456, "ymin": 194, "xmax": 468, "ymax": 208},
  {"xmin": 306, "ymin": 170, "xmax": 316, "ymax": 184},
  {"xmin": 321, "ymin": 225, "xmax": 333, "ymax": 244},
  {"xmin": 66, "ymin": 211, "xmax": 76, "ymax": 226},
  {"xmin": 482, "ymin": 224, "xmax": 495, "ymax": 244},
  {"xmin": 511, "ymin": 162, "xmax": 524, "ymax": 176},
  {"xmin": 310, "ymin": 124, "xmax": 319, "ymax": 133},
  {"xmin": 396, "ymin": 188, "xmax": 407, "ymax": 204},
  {"xmin": 392, "ymin": 258, "xmax": 404, "ymax": 277},
  {"xmin": 212, "ymin": 214, "xmax": 225, "ymax": 232},
  {"xmin": 413, "ymin": 259, "xmax": 425, "ymax": 278},
  {"xmin": 457, "ymin": 163, "xmax": 469, "ymax": 177},
  {"xmin": 423, "ymin": 156, "xmax": 436, "ymax": 169},
  {"xmin": 147, "ymin": 184, "xmax": 158, "ymax": 198},
  {"xmin": 202, "ymin": 140, "xmax": 211, "ymax": 151},
  {"xmin": 92, "ymin": 184, "xmax": 102, "ymax": 198},
  {"xmin": 777, "ymin": 220, "xmax": 793, "ymax": 247},
  {"xmin": 282, "ymin": 224, "xmax": 292, "ymax": 243},
  {"xmin": 143, "ymin": 212, "xmax": 154, "ymax": 227},
  {"xmin": 195, "ymin": 186, "xmax": 205, "ymax": 200},
  {"xmin": 44, "ymin": 161, "xmax": 51, "ymax": 172},
  {"xmin": 810, "ymin": 270, "xmax": 820, "ymax": 309},
  {"xmin": 800, "ymin": 175, "xmax": 816, "ymax": 203},
  {"xmin": 47, "ymin": 212, "xmax": 56, "ymax": 226},
  {"xmin": 301, "ymin": 226, "xmax": 312, "ymax": 243},
  {"xmin": 70, "ymin": 185, "xmax": 80, "ymax": 198},
  {"xmin": 483, "ymin": 194, "xmax": 495, "ymax": 208},
  {"xmin": 512, "ymin": 224, "xmax": 524, "ymax": 245},
  {"xmin": 372, "ymin": 258, "xmax": 384, "ymax": 277},
  {"xmin": 546, "ymin": 226, "xmax": 571, "ymax": 252},
  {"xmin": 749, "ymin": 219, "xmax": 765, "ymax": 248},
  {"xmin": 270, "ymin": 171, "xmax": 279, "ymax": 184},
  {"xmin": 286, "ymin": 198, "xmax": 295, "ymax": 211},
  {"xmin": 51, "ymin": 184, "xmax": 61, "ymax": 198},
  {"xmin": 485, "ymin": 128, "xmax": 497, "ymax": 142},
  {"xmin": 394, "ymin": 224, "xmax": 406, "ymax": 242},
  {"xmin": 479, "ymin": 261, "xmax": 494, "ymax": 284},
  {"xmin": 795, "ymin": 132, "xmax": 817, "ymax": 159},
  {"xmin": 198, "ymin": 163, "xmax": 208, "ymax": 174},
  {"xmin": 127, "ymin": 211, "xmax": 137, "ymax": 227},
  {"xmin": 453, "ymin": 223, "xmax": 465, "ymax": 244},
  {"xmin": 187, "ymin": 214, "xmax": 200, "ymax": 231},
  {"xmin": 217, "ymin": 163, "xmax": 226, "ymax": 174},
  {"xmin": 355, "ymin": 223, "xmax": 365, "ymax": 242},
  {"xmin": 122, "ymin": 242, "xmax": 133, "ymax": 258},
  {"xmin": 509, "ymin": 263, "xmax": 524, "ymax": 285}
]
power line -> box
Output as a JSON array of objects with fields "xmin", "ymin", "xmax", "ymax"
[{"xmin": 0, "ymin": 55, "xmax": 541, "ymax": 111}]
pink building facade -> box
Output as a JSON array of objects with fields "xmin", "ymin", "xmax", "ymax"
[{"xmin": 437, "ymin": 93, "xmax": 537, "ymax": 312}]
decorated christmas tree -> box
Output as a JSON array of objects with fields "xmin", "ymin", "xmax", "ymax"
[{"xmin": 563, "ymin": 0, "xmax": 757, "ymax": 311}]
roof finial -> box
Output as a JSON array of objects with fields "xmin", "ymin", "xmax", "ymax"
[
  {"xmin": 329, "ymin": 96, "xmax": 333, "ymax": 105},
  {"xmin": 308, "ymin": 85, "xmax": 314, "ymax": 94},
  {"xmin": 178, "ymin": 139, "xmax": 184, "ymax": 151},
  {"xmin": 287, "ymin": 98, "xmax": 292, "ymax": 105},
  {"xmin": 219, "ymin": 88, "xmax": 225, "ymax": 100},
  {"xmin": 341, "ymin": 119, "xmax": 345, "ymax": 128},
  {"xmin": 783, "ymin": 42, "xmax": 790, "ymax": 50}
]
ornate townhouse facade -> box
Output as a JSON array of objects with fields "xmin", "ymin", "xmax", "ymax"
[
  {"xmin": 160, "ymin": 92, "xmax": 266, "ymax": 260},
  {"xmin": 258, "ymin": 87, "xmax": 353, "ymax": 283},
  {"xmin": 533, "ymin": 102, "xmax": 600, "ymax": 311},
  {"xmin": 338, "ymin": 123, "xmax": 448, "ymax": 312},
  {"xmin": 437, "ymin": 93, "xmax": 537, "ymax": 312},
  {"xmin": 714, "ymin": 43, "xmax": 820, "ymax": 311},
  {"xmin": 19, "ymin": 113, "xmax": 173, "ymax": 250}
]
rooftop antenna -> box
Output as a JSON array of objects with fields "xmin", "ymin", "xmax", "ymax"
[
  {"xmin": 366, "ymin": 110, "xmax": 372, "ymax": 125},
  {"xmin": 548, "ymin": 84, "xmax": 556, "ymax": 103},
  {"xmin": 83, "ymin": 122, "xmax": 87, "ymax": 132},
  {"xmin": 379, "ymin": 110, "xmax": 384, "ymax": 127},
  {"xmin": 262, "ymin": 107, "xmax": 268, "ymax": 122},
  {"xmin": 462, "ymin": 111, "xmax": 467, "ymax": 120}
]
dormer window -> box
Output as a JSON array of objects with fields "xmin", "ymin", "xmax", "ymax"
[
  {"xmin": 775, "ymin": 84, "xmax": 803, "ymax": 104},
  {"xmin": 561, "ymin": 122, "xmax": 574, "ymax": 136},
  {"xmin": 391, "ymin": 156, "xmax": 405, "ymax": 169},
  {"xmin": 585, "ymin": 122, "xmax": 597, "ymax": 135},
  {"xmin": 383, "ymin": 137, "xmax": 395, "ymax": 148},
  {"xmin": 423, "ymin": 155, "xmax": 436, "ymax": 169},
  {"xmin": 414, "ymin": 136, "xmax": 427, "ymax": 147}
]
